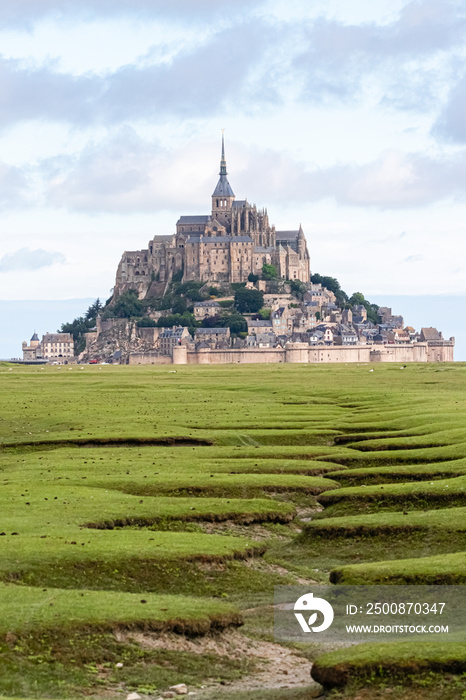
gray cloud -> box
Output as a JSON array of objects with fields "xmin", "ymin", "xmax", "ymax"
[
  {"xmin": 0, "ymin": 248, "xmax": 66, "ymax": 272},
  {"xmin": 0, "ymin": 2, "xmax": 463, "ymax": 131},
  {"xmin": 42, "ymin": 133, "xmax": 466, "ymax": 213},
  {"xmin": 294, "ymin": 0, "xmax": 466, "ymax": 106},
  {"xmin": 0, "ymin": 0, "xmax": 261, "ymax": 27},
  {"xmin": 0, "ymin": 22, "xmax": 276, "ymax": 129}
]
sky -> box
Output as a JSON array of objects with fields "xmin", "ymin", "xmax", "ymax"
[{"xmin": 0, "ymin": 0, "xmax": 465, "ymax": 358}]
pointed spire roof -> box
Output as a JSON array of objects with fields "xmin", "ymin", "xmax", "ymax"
[
  {"xmin": 212, "ymin": 132, "xmax": 235, "ymax": 197},
  {"xmin": 31, "ymin": 332, "xmax": 39, "ymax": 341}
]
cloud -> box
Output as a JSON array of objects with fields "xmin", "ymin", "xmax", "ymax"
[
  {"xmin": 293, "ymin": 0, "xmax": 466, "ymax": 106},
  {"xmin": 0, "ymin": 0, "xmax": 261, "ymax": 27},
  {"xmin": 433, "ymin": 73, "xmax": 466, "ymax": 142},
  {"xmin": 0, "ymin": 1, "xmax": 463, "ymax": 132},
  {"xmin": 0, "ymin": 248, "xmax": 66, "ymax": 272},
  {"xmin": 0, "ymin": 22, "xmax": 275, "ymax": 129},
  {"xmin": 237, "ymin": 147, "xmax": 466, "ymax": 209},
  {"xmin": 0, "ymin": 160, "xmax": 29, "ymax": 208},
  {"xmin": 404, "ymin": 254, "xmax": 424, "ymax": 262},
  {"xmin": 42, "ymin": 134, "xmax": 466, "ymax": 213}
]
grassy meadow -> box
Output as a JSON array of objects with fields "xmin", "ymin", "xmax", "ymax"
[{"xmin": 0, "ymin": 360, "xmax": 465, "ymax": 699}]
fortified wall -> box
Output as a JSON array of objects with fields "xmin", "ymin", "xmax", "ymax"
[{"xmin": 128, "ymin": 341, "xmax": 454, "ymax": 366}]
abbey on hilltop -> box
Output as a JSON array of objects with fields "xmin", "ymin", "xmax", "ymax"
[{"xmin": 115, "ymin": 136, "xmax": 310, "ymax": 295}]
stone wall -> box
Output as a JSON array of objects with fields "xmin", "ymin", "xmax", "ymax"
[
  {"xmin": 178, "ymin": 342, "xmax": 447, "ymax": 365},
  {"xmin": 109, "ymin": 340, "xmax": 456, "ymax": 366},
  {"xmin": 128, "ymin": 353, "xmax": 173, "ymax": 365},
  {"xmin": 427, "ymin": 341, "xmax": 455, "ymax": 363}
]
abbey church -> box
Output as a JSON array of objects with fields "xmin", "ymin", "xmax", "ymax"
[{"xmin": 115, "ymin": 137, "xmax": 310, "ymax": 294}]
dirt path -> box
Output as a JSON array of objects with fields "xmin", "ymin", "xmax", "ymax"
[{"xmin": 126, "ymin": 629, "xmax": 322, "ymax": 696}]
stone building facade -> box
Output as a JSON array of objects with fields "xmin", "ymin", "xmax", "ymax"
[
  {"xmin": 115, "ymin": 137, "xmax": 310, "ymax": 296},
  {"xmin": 22, "ymin": 332, "xmax": 74, "ymax": 362}
]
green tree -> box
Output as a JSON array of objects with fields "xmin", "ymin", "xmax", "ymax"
[
  {"xmin": 176, "ymin": 281, "xmax": 205, "ymax": 302},
  {"xmin": 311, "ymin": 273, "xmax": 348, "ymax": 305},
  {"xmin": 248, "ymin": 273, "xmax": 259, "ymax": 283},
  {"xmin": 201, "ymin": 315, "xmax": 221, "ymax": 328},
  {"xmin": 349, "ymin": 292, "xmax": 379, "ymax": 324},
  {"xmin": 234, "ymin": 288, "xmax": 264, "ymax": 314},
  {"xmin": 258, "ymin": 308, "xmax": 271, "ymax": 320},
  {"xmin": 218, "ymin": 311, "xmax": 248, "ymax": 335},
  {"xmin": 315, "ymin": 311, "xmax": 321, "ymax": 321},
  {"xmin": 85, "ymin": 298, "xmax": 103, "ymax": 320},
  {"xmin": 136, "ymin": 317, "xmax": 156, "ymax": 327},
  {"xmin": 349, "ymin": 292, "xmax": 366, "ymax": 306},
  {"xmin": 111, "ymin": 289, "xmax": 144, "ymax": 318},
  {"xmin": 289, "ymin": 280, "xmax": 306, "ymax": 298},
  {"xmin": 157, "ymin": 313, "xmax": 196, "ymax": 328},
  {"xmin": 261, "ymin": 263, "xmax": 278, "ymax": 280},
  {"xmin": 172, "ymin": 296, "xmax": 188, "ymax": 315},
  {"xmin": 59, "ymin": 317, "xmax": 93, "ymax": 354}
]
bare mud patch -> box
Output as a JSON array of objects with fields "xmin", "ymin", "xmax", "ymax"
[{"xmin": 124, "ymin": 629, "xmax": 321, "ymax": 695}]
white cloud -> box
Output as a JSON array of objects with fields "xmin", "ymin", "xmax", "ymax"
[
  {"xmin": 0, "ymin": 247, "xmax": 66, "ymax": 272},
  {"xmin": 40, "ymin": 135, "xmax": 466, "ymax": 213},
  {"xmin": 433, "ymin": 73, "xmax": 466, "ymax": 142},
  {"xmin": 0, "ymin": 159, "xmax": 29, "ymax": 208},
  {"xmin": 293, "ymin": 0, "xmax": 466, "ymax": 107}
]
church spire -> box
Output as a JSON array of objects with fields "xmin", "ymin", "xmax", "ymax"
[
  {"xmin": 220, "ymin": 130, "xmax": 227, "ymax": 176},
  {"xmin": 212, "ymin": 131, "xmax": 235, "ymax": 199}
]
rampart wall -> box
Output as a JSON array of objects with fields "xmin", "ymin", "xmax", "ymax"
[{"xmin": 128, "ymin": 342, "xmax": 455, "ymax": 365}]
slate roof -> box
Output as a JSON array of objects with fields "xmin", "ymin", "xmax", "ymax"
[
  {"xmin": 421, "ymin": 327, "xmax": 441, "ymax": 341},
  {"xmin": 195, "ymin": 301, "xmax": 221, "ymax": 307},
  {"xmin": 202, "ymin": 236, "xmax": 252, "ymax": 244},
  {"xmin": 275, "ymin": 230, "xmax": 299, "ymax": 239},
  {"xmin": 178, "ymin": 215, "xmax": 210, "ymax": 224},
  {"xmin": 247, "ymin": 320, "xmax": 273, "ymax": 328},
  {"xmin": 42, "ymin": 333, "xmax": 73, "ymax": 343},
  {"xmin": 195, "ymin": 327, "xmax": 230, "ymax": 335},
  {"xmin": 212, "ymin": 174, "xmax": 235, "ymax": 197},
  {"xmin": 160, "ymin": 327, "xmax": 187, "ymax": 339}
]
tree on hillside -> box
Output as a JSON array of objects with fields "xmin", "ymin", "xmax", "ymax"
[
  {"xmin": 136, "ymin": 317, "xmax": 156, "ymax": 327},
  {"xmin": 258, "ymin": 308, "xmax": 271, "ymax": 320},
  {"xmin": 218, "ymin": 311, "xmax": 248, "ymax": 335},
  {"xmin": 311, "ymin": 273, "xmax": 348, "ymax": 305},
  {"xmin": 349, "ymin": 292, "xmax": 379, "ymax": 324},
  {"xmin": 201, "ymin": 315, "xmax": 222, "ymax": 328},
  {"xmin": 85, "ymin": 298, "xmax": 103, "ymax": 320},
  {"xmin": 157, "ymin": 312, "xmax": 196, "ymax": 328},
  {"xmin": 175, "ymin": 281, "xmax": 206, "ymax": 302},
  {"xmin": 289, "ymin": 279, "xmax": 306, "ymax": 298},
  {"xmin": 234, "ymin": 288, "xmax": 264, "ymax": 314},
  {"xmin": 59, "ymin": 298, "xmax": 104, "ymax": 354},
  {"xmin": 248, "ymin": 273, "xmax": 259, "ymax": 283},
  {"xmin": 261, "ymin": 263, "xmax": 278, "ymax": 280},
  {"xmin": 172, "ymin": 296, "xmax": 188, "ymax": 315},
  {"xmin": 110, "ymin": 289, "xmax": 144, "ymax": 318}
]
